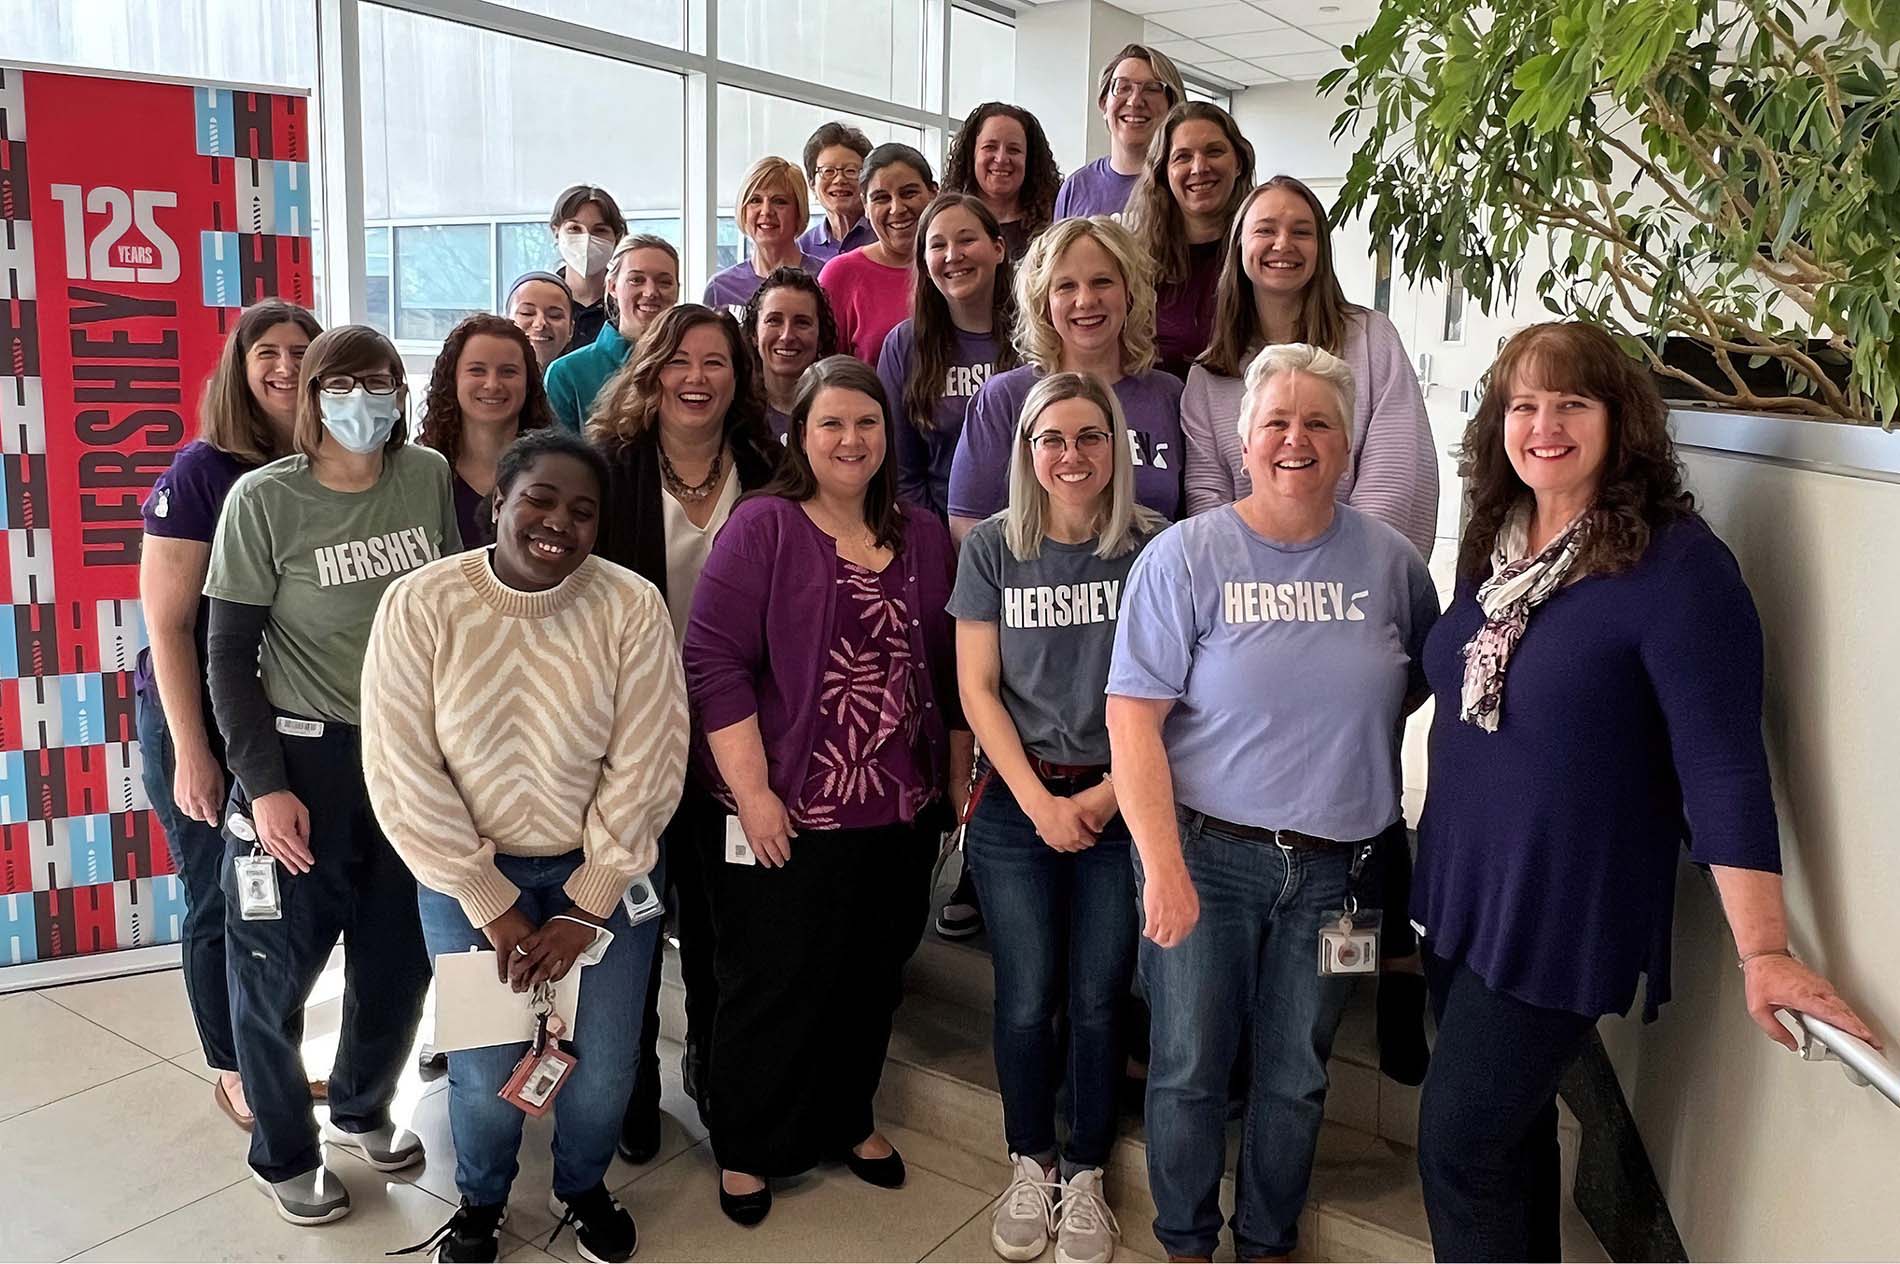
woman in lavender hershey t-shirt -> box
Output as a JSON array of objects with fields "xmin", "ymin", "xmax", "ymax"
[
  {"xmin": 702, "ymin": 157, "xmax": 827, "ymax": 317},
  {"xmin": 1052, "ymin": 43, "xmax": 1186, "ymax": 220},
  {"xmin": 683, "ymin": 356, "xmax": 971, "ymax": 1226},
  {"xmin": 877, "ymin": 194, "xmax": 1019, "ymax": 518},
  {"xmin": 137, "ymin": 299, "xmax": 320, "ymax": 1134},
  {"xmin": 1122, "ymin": 103, "xmax": 1256, "ymax": 380},
  {"xmin": 947, "ymin": 215, "xmax": 1185, "ymax": 539}
]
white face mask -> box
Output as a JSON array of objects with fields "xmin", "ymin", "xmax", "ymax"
[
  {"xmin": 318, "ymin": 388, "xmax": 401, "ymax": 454},
  {"xmin": 559, "ymin": 233, "xmax": 613, "ymax": 279}
]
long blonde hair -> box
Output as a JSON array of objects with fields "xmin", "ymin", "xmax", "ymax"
[
  {"xmin": 1012, "ymin": 217, "xmax": 1157, "ymax": 377},
  {"xmin": 1003, "ymin": 372, "xmax": 1161, "ymax": 561}
]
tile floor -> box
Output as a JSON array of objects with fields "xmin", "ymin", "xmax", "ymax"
[{"xmin": 0, "ymin": 960, "xmax": 1158, "ymax": 1263}]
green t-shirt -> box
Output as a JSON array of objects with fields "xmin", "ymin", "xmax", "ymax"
[{"xmin": 205, "ymin": 445, "xmax": 462, "ymax": 724}]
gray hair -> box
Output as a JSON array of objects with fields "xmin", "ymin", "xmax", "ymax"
[
  {"xmin": 1003, "ymin": 372, "xmax": 1162, "ymax": 561},
  {"xmin": 1236, "ymin": 342, "xmax": 1356, "ymax": 448}
]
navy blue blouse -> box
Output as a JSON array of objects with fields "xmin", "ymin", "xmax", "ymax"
[{"xmin": 1413, "ymin": 515, "xmax": 1781, "ymax": 1019}]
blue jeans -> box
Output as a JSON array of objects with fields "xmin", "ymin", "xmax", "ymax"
[
  {"xmin": 1136, "ymin": 808, "xmax": 1361, "ymax": 1259},
  {"xmin": 137, "ymin": 695, "xmax": 238, "ymax": 1072},
  {"xmin": 417, "ymin": 851, "xmax": 658, "ymax": 1206},
  {"xmin": 964, "ymin": 771, "xmax": 1136, "ymax": 1170}
]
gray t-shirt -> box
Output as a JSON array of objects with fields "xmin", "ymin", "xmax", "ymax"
[
  {"xmin": 947, "ymin": 516, "xmax": 1148, "ymax": 764},
  {"xmin": 205, "ymin": 444, "xmax": 461, "ymax": 724}
]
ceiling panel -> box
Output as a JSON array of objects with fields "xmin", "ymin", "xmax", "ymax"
[
  {"xmin": 1249, "ymin": 0, "xmax": 1386, "ymax": 23},
  {"xmin": 1200, "ymin": 25, "xmax": 1330, "ymax": 57},
  {"xmin": 1144, "ymin": 3, "xmax": 1285, "ymax": 37}
]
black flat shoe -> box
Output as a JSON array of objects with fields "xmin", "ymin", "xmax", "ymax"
[
  {"xmin": 718, "ymin": 1174, "xmax": 771, "ymax": 1226},
  {"xmin": 617, "ymin": 1101, "xmax": 662, "ymax": 1165},
  {"xmin": 840, "ymin": 1145, "xmax": 906, "ymax": 1189}
]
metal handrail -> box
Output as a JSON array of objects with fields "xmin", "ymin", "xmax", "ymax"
[{"xmin": 1796, "ymin": 1011, "xmax": 1900, "ymax": 1109}]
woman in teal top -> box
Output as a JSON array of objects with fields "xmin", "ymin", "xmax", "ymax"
[{"xmin": 545, "ymin": 234, "xmax": 681, "ymax": 431}]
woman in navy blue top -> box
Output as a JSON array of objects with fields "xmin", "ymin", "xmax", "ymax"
[{"xmin": 1412, "ymin": 321, "xmax": 1878, "ymax": 1262}]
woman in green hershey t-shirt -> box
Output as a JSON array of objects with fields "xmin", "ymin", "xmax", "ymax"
[{"xmin": 203, "ymin": 325, "xmax": 461, "ymax": 1227}]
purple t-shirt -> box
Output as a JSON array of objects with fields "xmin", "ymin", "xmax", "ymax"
[
  {"xmin": 1053, "ymin": 157, "xmax": 1140, "ymax": 220},
  {"xmin": 453, "ymin": 473, "xmax": 493, "ymax": 551},
  {"xmin": 766, "ymin": 405, "xmax": 792, "ymax": 443},
  {"xmin": 947, "ymin": 365, "xmax": 1185, "ymax": 521},
  {"xmin": 877, "ymin": 318, "xmax": 1002, "ymax": 519},
  {"xmin": 1155, "ymin": 240, "xmax": 1224, "ymax": 381},
  {"xmin": 702, "ymin": 253, "xmax": 827, "ymax": 316},
  {"xmin": 136, "ymin": 440, "xmax": 257, "ymax": 702},
  {"xmin": 796, "ymin": 216, "xmax": 877, "ymax": 264}
]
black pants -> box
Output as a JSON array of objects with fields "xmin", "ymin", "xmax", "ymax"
[
  {"xmin": 138, "ymin": 696, "xmax": 239, "ymax": 1072},
  {"xmin": 701, "ymin": 819, "xmax": 935, "ymax": 1176},
  {"xmin": 1376, "ymin": 818, "xmax": 1418, "ymax": 958},
  {"xmin": 632, "ymin": 788, "xmax": 721, "ymax": 1115},
  {"xmin": 1417, "ymin": 951, "xmax": 1594, "ymax": 1262},
  {"xmin": 221, "ymin": 717, "xmax": 430, "ymax": 1183}
]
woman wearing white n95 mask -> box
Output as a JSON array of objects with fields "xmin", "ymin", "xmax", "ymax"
[
  {"xmin": 204, "ymin": 325, "xmax": 461, "ymax": 1228},
  {"xmin": 549, "ymin": 184, "xmax": 629, "ymax": 351}
]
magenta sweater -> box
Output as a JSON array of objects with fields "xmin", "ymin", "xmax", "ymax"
[{"xmin": 818, "ymin": 248, "xmax": 913, "ymax": 365}]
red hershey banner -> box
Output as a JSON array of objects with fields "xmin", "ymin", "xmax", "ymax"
[{"xmin": 0, "ymin": 64, "xmax": 313, "ymax": 975}]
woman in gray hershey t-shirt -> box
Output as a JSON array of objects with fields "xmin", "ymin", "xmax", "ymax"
[{"xmin": 945, "ymin": 372, "xmax": 1163, "ymax": 1262}]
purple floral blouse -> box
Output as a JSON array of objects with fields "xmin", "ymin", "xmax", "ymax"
[{"xmin": 792, "ymin": 558, "xmax": 930, "ymax": 829}]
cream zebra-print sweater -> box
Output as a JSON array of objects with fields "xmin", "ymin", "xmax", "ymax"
[{"xmin": 361, "ymin": 548, "xmax": 687, "ymax": 927}]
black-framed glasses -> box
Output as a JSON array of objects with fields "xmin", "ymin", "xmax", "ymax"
[
  {"xmin": 317, "ymin": 372, "xmax": 402, "ymax": 396},
  {"xmin": 813, "ymin": 164, "xmax": 863, "ymax": 182},
  {"xmin": 1027, "ymin": 428, "xmax": 1114, "ymax": 456}
]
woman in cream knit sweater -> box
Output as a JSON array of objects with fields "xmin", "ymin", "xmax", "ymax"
[{"xmin": 361, "ymin": 428, "xmax": 687, "ymax": 1264}]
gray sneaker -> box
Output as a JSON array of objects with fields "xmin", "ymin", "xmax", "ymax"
[
  {"xmin": 991, "ymin": 1153, "xmax": 1057, "ymax": 1261},
  {"xmin": 322, "ymin": 1120, "xmax": 425, "ymax": 1171},
  {"xmin": 1054, "ymin": 1167, "xmax": 1119, "ymax": 1264},
  {"xmin": 253, "ymin": 1164, "xmax": 352, "ymax": 1225}
]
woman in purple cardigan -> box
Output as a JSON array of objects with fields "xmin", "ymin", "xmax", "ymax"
[{"xmin": 682, "ymin": 355, "xmax": 973, "ymax": 1227}]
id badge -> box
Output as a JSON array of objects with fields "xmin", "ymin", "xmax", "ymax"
[
  {"xmin": 1318, "ymin": 908, "xmax": 1381, "ymax": 976},
  {"xmin": 621, "ymin": 875, "xmax": 665, "ymax": 928},
  {"xmin": 723, "ymin": 815, "xmax": 757, "ymax": 866},
  {"xmin": 233, "ymin": 851, "xmax": 283, "ymax": 921},
  {"xmin": 499, "ymin": 1044, "xmax": 577, "ymax": 1117}
]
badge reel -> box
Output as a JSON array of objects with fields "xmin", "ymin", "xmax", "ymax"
[
  {"xmin": 498, "ymin": 982, "xmax": 577, "ymax": 1117},
  {"xmin": 1318, "ymin": 892, "xmax": 1382, "ymax": 976},
  {"xmin": 621, "ymin": 874, "xmax": 665, "ymax": 928},
  {"xmin": 229, "ymin": 813, "xmax": 282, "ymax": 922}
]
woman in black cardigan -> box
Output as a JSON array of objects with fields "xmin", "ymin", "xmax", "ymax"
[{"xmin": 587, "ymin": 303, "xmax": 781, "ymax": 1162}]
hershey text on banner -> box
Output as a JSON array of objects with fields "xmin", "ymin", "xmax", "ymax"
[{"xmin": 0, "ymin": 63, "xmax": 313, "ymax": 975}]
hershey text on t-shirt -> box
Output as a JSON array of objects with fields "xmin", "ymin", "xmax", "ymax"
[
  {"xmin": 943, "ymin": 362, "xmax": 993, "ymax": 397},
  {"xmin": 313, "ymin": 527, "xmax": 441, "ymax": 588},
  {"xmin": 1003, "ymin": 579, "xmax": 1121, "ymax": 629},
  {"xmin": 1223, "ymin": 580, "xmax": 1369, "ymax": 624}
]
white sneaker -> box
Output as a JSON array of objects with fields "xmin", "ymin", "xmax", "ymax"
[
  {"xmin": 253, "ymin": 1163, "xmax": 352, "ymax": 1225},
  {"xmin": 321, "ymin": 1120, "xmax": 425, "ymax": 1171},
  {"xmin": 1054, "ymin": 1167, "xmax": 1119, "ymax": 1264},
  {"xmin": 991, "ymin": 1153, "xmax": 1058, "ymax": 1261}
]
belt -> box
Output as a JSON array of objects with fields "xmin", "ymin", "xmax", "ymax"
[
  {"xmin": 1030, "ymin": 757, "xmax": 1107, "ymax": 782},
  {"xmin": 1197, "ymin": 813, "xmax": 1361, "ymax": 851}
]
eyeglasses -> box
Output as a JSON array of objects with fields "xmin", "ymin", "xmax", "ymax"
[
  {"xmin": 814, "ymin": 164, "xmax": 862, "ymax": 183},
  {"xmin": 317, "ymin": 372, "xmax": 402, "ymax": 396},
  {"xmin": 1108, "ymin": 77, "xmax": 1169, "ymax": 103},
  {"xmin": 1027, "ymin": 428, "xmax": 1114, "ymax": 456}
]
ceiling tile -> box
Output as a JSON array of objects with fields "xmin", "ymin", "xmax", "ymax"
[
  {"xmin": 1103, "ymin": 0, "xmax": 1189, "ymax": 12},
  {"xmin": 1146, "ymin": 3, "xmax": 1285, "ymax": 37},
  {"xmin": 1199, "ymin": 25, "xmax": 1329, "ymax": 57},
  {"xmin": 1250, "ymin": 47, "xmax": 1352, "ymax": 81},
  {"xmin": 1145, "ymin": 37, "xmax": 1219, "ymax": 66},
  {"xmin": 1299, "ymin": 19, "xmax": 1377, "ymax": 48},
  {"xmin": 1250, "ymin": 0, "xmax": 1386, "ymax": 23},
  {"xmin": 1201, "ymin": 59, "xmax": 1279, "ymax": 85}
]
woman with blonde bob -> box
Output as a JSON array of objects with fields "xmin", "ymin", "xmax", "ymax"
[
  {"xmin": 950, "ymin": 373, "xmax": 1161, "ymax": 1263},
  {"xmin": 703, "ymin": 157, "xmax": 827, "ymax": 314},
  {"xmin": 1108, "ymin": 343, "xmax": 1437, "ymax": 1262},
  {"xmin": 947, "ymin": 216, "xmax": 1184, "ymax": 540}
]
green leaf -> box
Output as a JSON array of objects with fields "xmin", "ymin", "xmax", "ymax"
[{"xmin": 1871, "ymin": 118, "xmax": 1900, "ymax": 195}]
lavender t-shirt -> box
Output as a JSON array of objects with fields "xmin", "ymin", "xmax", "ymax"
[
  {"xmin": 702, "ymin": 253, "xmax": 826, "ymax": 317},
  {"xmin": 877, "ymin": 319, "xmax": 1001, "ymax": 518},
  {"xmin": 797, "ymin": 216, "xmax": 877, "ymax": 264},
  {"xmin": 135, "ymin": 440, "xmax": 256, "ymax": 702},
  {"xmin": 1108, "ymin": 504, "xmax": 1439, "ymax": 840},
  {"xmin": 947, "ymin": 365, "xmax": 1184, "ymax": 521},
  {"xmin": 1053, "ymin": 157, "xmax": 1140, "ymax": 220}
]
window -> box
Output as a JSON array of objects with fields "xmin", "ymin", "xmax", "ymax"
[
  {"xmin": 358, "ymin": 3, "xmax": 683, "ymax": 345},
  {"xmin": 1373, "ymin": 243, "xmax": 1393, "ymax": 316},
  {"xmin": 718, "ymin": 0, "xmax": 927, "ymax": 108},
  {"xmin": 949, "ymin": 6, "xmax": 1014, "ymax": 119},
  {"xmin": 1185, "ymin": 82, "xmax": 1232, "ymax": 111},
  {"xmin": 1443, "ymin": 272, "xmax": 1467, "ymax": 343},
  {"xmin": 480, "ymin": 0, "xmax": 683, "ymax": 46},
  {"xmin": 0, "ymin": 0, "xmax": 316, "ymax": 91}
]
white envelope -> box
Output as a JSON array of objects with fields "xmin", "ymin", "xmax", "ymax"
[{"xmin": 430, "ymin": 948, "xmax": 584, "ymax": 1053}]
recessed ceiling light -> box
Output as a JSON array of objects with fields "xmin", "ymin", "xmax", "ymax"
[{"xmin": 1320, "ymin": 4, "xmax": 1341, "ymax": 10}]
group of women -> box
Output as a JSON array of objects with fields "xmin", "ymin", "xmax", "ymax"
[{"xmin": 134, "ymin": 38, "xmax": 1879, "ymax": 1264}]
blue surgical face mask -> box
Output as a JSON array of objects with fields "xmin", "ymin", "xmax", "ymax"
[{"xmin": 318, "ymin": 388, "xmax": 401, "ymax": 454}]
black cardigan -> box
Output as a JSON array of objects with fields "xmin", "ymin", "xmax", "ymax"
[{"xmin": 596, "ymin": 426, "xmax": 781, "ymax": 600}]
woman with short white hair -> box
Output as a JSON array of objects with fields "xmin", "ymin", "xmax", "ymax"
[{"xmin": 1106, "ymin": 342, "xmax": 1439, "ymax": 1263}]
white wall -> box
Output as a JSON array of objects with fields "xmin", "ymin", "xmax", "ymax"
[{"xmin": 1234, "ymin": 76, "xmax": 1900, "ymax": 1258}]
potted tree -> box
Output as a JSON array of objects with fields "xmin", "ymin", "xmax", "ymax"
[{"xmin": 1323, "ymin": 0, "xmax": 1900, "ymax": 425}]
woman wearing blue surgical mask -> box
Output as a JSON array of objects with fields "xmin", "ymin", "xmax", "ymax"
[{"xmin": 203, "ymin": 325, "xmax": 461, "ymax": 1228}]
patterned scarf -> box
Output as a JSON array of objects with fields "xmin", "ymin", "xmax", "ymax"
[{"xmin": 1458, "ymin": 502, "xmax": 1590, "ymax": 732}]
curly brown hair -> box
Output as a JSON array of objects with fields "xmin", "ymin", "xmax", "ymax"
[
  {"xmin": 942, "ymin": 104, "xmax": 1062, "ymax": 243},
  {"xmin": 587, "ymin": 304, "xmax": 772, "ymax": 456},
  {"xmin": 1458, "ymin": 321, "xmax": 1697, "ymax": 583},
  {"xmin": 420, "ymin": 314, "xmax": 555, "ymax": 466}
]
